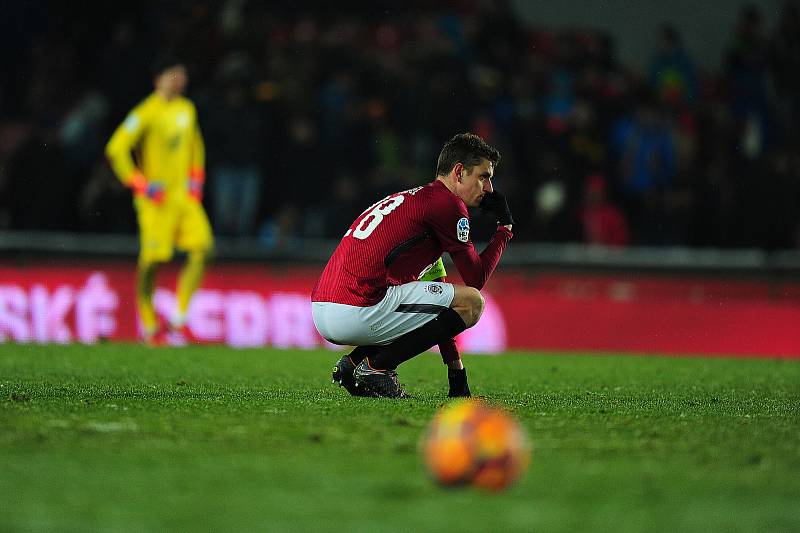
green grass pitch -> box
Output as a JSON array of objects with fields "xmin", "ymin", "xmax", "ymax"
[{"xmin": 2, "ymin": 343, "xmax": 799, "ymax": 532}]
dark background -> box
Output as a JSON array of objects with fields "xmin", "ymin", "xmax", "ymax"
[{"xmin": 1, "ymin": 0, "xmax": 798, "ymax": 250}]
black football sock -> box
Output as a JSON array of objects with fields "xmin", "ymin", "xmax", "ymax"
[
  {"xmin": 448, "ymin": 367, "xmax": 471, "ymax": 397},
  {"xmin": 347, "ymin": 345, "xmax": 377, "ymax": 365},
  {"xmin": 369, "ymin": 308, "xmax": 468, "ymax": 370}
]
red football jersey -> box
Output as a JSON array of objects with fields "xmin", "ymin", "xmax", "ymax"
[{"xmin": 311, "ymin": 180, "xmax": 512, "ymax": 306}]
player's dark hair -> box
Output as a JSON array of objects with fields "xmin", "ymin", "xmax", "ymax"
[
  {"xmin": 150, "ymin": 53, "xmax": 185, "ymax": 78},
  {"xmin": 435, "ymin": 133, "xmax": 501, "ymax": 176}
]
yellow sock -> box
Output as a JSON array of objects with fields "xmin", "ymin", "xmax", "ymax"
[
  {"xmin": 175, "ymin": 250, "xmax": 207, "ymax": 324},
  {"xmin": 136, "ymin": 261, "xmax": 159, "ymax": 336}
]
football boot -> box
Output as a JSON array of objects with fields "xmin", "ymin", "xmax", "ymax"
[{"xmin": 353, "ymin": 359, "xmax": 409, "ymax": 398}]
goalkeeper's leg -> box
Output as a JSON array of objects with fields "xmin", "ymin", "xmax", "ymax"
[
  {"xmin": 174, "ymin": 250, "xmax": 208, "ymax": 329},
  {"xmin": 136, "ymin": 259, "xmax": 160, "ymax": 343}
]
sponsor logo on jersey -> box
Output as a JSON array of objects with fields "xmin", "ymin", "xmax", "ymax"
[
  {"xmin": 426, "ymin": 283, "xmax": 444, "ymax": 295},
  {"xmin": 456, "ymin": 217, "xmax": 470, "ymax": 243}
]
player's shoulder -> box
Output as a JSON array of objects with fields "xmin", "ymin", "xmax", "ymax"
[
  {"xmin": 423, "ymin": 180, "xmax": 459, "ymax": 201},
  {"xmin": 421, "ymin": 180, "xmax": 468, "ymax": 216},
  {"xmin": 174, "ymin": 97, "xmax": 199, "ymax": 121},
  {"xmin": 129, "ymin": 93, "xmax": 161, "ymax": 118},
  {"xmin": 177, "ymin": 95, "xmax": 196, "ymax": 108},
  {"xmin": 119, "ymin": 94, "xmax": 157, "ymax": 131},
  {"xmin": 141, "ymin": 93, "xmax": 163, "ymax": 109}
]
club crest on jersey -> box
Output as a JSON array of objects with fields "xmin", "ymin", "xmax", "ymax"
[
  {"xmin": 426, "ymin": 283, "xmax": 443, "ymax": 295},
  {"xmin": 456, "ymin": 217, "xmax": 470, "ymax": 243}
]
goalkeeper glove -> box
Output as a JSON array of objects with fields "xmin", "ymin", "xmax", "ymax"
[
  {"xmin": 129, "ymin": 172, "xmax": 165, "ymax": 204},
  {"xmin": 188, "ymin": 167, "xmax": 205, "ymax": 202},
  {"xmin": 479, "ymin": 190, "xmax": 514, "ymax": 226},
  {"xmin": 448, "ymin": 367, "xmax": 471, "ymax": 398}
]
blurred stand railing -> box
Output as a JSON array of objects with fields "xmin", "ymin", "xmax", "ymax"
[{"xmin": 1, "ymin": 230, "xmax": 799, "ymax": 276}]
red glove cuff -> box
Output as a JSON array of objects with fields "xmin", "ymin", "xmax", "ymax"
[
  {"xmin": 189, "ymin": 167, "xmax": 205, "ymax": 183},
  {"xmin": 129, "ymin": 172, "xmax": 148, "ymax": 196},
  {"xmin": 188, "ymin": 168, "xmax": 204, "ymax": 201}
]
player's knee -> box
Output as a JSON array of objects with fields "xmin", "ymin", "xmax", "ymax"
[
  {"xmin": 470, "ymin": 289, "xmax": 485, "ymax": 327},
  {"xmin": 459, "ymin": 287, "xmax": 484, "ymax": 328}
]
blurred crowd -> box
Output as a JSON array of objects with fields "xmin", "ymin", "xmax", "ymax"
[{"xmin": 1, "ymin": 1, "xmax": 799, "ymax": 250}]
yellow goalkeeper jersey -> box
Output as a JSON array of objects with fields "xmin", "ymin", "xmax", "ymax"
[{"xmin": 106, "ymin": 92, "xmax": 204, "ymax": 202}]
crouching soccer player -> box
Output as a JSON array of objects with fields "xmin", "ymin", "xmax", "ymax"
[
  {"xmin": 311, "ymin": 133, "xmax": 514, "ymax": 398},
  {"xmin": 331, "ymin": 257, "xmax": 471, "ymax": 397},
  {"xmin": 105, "ymin": 58, "xmax": 213, "ymax": 345}
]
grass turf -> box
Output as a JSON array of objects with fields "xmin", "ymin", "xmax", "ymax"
[{"xmin": 1, "ymin": 343, "xmax": 799, "ymax": 532}]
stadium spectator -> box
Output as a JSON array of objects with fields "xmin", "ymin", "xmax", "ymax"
[
  {"xmin": 105, "ymin": 58, "xmax": 213, "ymax": 345},
  {"xmin": 610, "ymin": 93, "xmax": 677, "ymax": 244},
  {"xmin": 648, "ymin": 24, "xmax": 698, "ymax": 106},
  {"xmin": 204, "ymin": 52, "xmax": 265, "ymax": 237},
  {"xmin": 724, "ymin": 4, "xmax": 772, "ymax": 161},
  {"xmin": 4, "ymin": 123, "xmax": 78, "ymax": 231},
  {"xmin": 312, "ymin": 133, "xmax": 513, "ymax": 398},
  {"xmin": 769, "ymin": 1, "xmax": 800, "ymax": 143},
  {"xmin": 580, "ymin": 174, "xmax": 629, "ymax": 247},
  {"xmin": 1, "ymin": 3, "xmax": 798, "ymax": 252}
]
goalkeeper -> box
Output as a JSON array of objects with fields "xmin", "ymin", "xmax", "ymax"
[{"xmin": 105, "ymin": 57, "xmax": 213, "ymax": 345}]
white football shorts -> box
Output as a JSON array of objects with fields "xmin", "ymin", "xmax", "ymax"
[{"xmin": 312, "ymin": 281, "xmax": 455, "ymax": 346}]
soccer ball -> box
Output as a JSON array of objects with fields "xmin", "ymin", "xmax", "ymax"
[{"xmin": 422, "ymin": 399, "xmax": 531, "ymax": 491}]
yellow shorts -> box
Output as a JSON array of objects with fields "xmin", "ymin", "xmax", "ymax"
[
  {"xmin": 419, "ymin": 257, "xmax": 447, "ymax": 281},
  {"xmin": 135, "ymin": 197, "xmax": 214, "ymax": 263}
]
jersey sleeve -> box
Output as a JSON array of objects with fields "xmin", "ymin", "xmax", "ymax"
[
  {"xmin": 425, "ymin": 195, "xmax": 473, "ymax": 254},
  {"xmin": 190, "ymin": 104, "xmax": 205, "ymax": 175},
  {"xmin": 426, "ymin": 195, "xmax": 512, "ymax": 290},
  {"xmin": 105, "ymin": 99, "xmax": 151, "ymax": 185}
]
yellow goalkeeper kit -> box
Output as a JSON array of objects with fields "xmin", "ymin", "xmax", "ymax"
[{"xmin": 106, "ymin": 93, "xmax": 213, "ymax": 263}]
